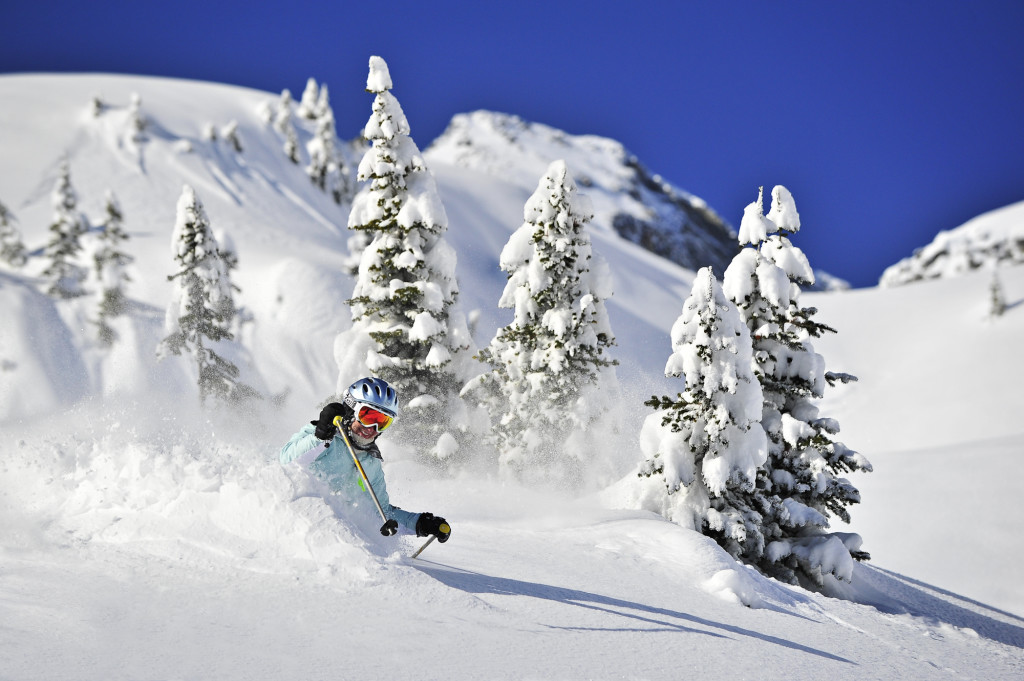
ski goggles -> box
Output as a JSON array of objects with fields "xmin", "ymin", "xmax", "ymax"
[{"xmin": 353, "ymin": 403, "xmax": 396, "ymax": 432}]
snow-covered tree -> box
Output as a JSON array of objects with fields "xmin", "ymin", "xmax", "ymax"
[
  {"xmin": 221, "ymin": 120, "xmax": 243, "ymax": 153},
  {"xmin": 256, "ymin": 99, "xmax": 274, "ymax": 125},
  {"xmin": 273, "ymin": 89, "xmax": 300, "ymax": 164},
  {"xmin": 639, "ymin": 267, "xmax": 769, "ymax": 560},
  {"xmin": 470, "ymin": 160, "xmax": 619, "ymax": 483},
  {"xmin": 336, "ymin": 56, "xmax": 475, "ymax": 463},
  {"xmin": 41, "ymin": 160, "xmax": 87, "ymax": 298},
  {"xmin": 93, "ymin": 191, "xmax": 133, "ymax": 346},
  {"xmin": 296, "ymin": 77, "xmax": 320, "ymax": 119},
  {"xmin": 127, "ymin": 93, "xmax": 146, "ymax": 143},
  {"xmin": 722, "ymin": 186, "xmax": 871, "ymax": 586},
  {"xmin": 89, "ymin": 94, "xmax": 105, "ymax": 117},
  {"xmin": 989, "ymin": 265, "xmax": 1007, "ymax": 318},
  {"xmin": 0, "ymin": 199, "xmax": 27, "ymax": 267},
  {"xmin": 315, "ymin": 83, "xmax": 332, "ymax": 120},
  {"xmin": 306, "ymin": 103, "xmax": 349, "ymax": 204},
  {"xmin": 213, "ymin": 227, "xmax": 254, "ymax": 336},
  {"xmin": 158, "ymin": 185, "xmax": 256, "ymax": 404}
]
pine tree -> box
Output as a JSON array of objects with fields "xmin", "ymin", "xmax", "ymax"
[
  {"xmin": 336, "ymin": 56, "xmax": 474, "ymax": 463},
  {"xmin": 0, "ymin": 200, "xmax": 27, "ymax": 267},
  {"xmin": 306, "ymin": 101, "xmax": 349, "ymax": 204},
  {"xmin": 41, "ymin": 160, "xmax": 87, "ymax": 298},
  {"xmin": 221, "ymin": 120, "xmax": 243, "ymax": 152},
  {"xmin": 471, "ymin": 160, "xmax": 619, "ymax": 482},
  {"xmin": 93, "ymin": 191, "xmax": 133, "ymax": 346},
  {"xmin": 639, "ymin": 267, "xmax": 769, "ymax": 561},
  {"xmin": 315, "ymin": 83, "xmax": 332, "ymax": 119},
  {"xmin": 296, "ymin": 77, "xmax": 320, "ymax": 119},
  {"xmin": 158, "ymin": 185, "xmax": 256, "ymax": 404},
  {"xmin": 127, "ymin": 93, "xmax": 146, "ymax": 143},
  {"xmin": 89, "ymin": 94, "xmax": 106, "ymax": 117},
  {"xmin": 722, "ymin": 186, "xmax": 871, "ymax": 586},
  {"xmin": 274, "ymin": 89, "xmax": 300, "ymax": 164},
  {"xmin": 989, "ymin": 266, "xmax": 1007, "ymax": 318}
]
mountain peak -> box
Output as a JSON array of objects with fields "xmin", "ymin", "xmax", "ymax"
[{"xmin": 425, "ymin": 110, "xmax": 740, "ymax": 276}]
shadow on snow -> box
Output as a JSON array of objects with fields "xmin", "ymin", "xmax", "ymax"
[
  {"xmin": 414, "ymin": 560, "xmax": 855, "ymax": 665},
  {"xmin": 854, "ymin": 564, "xmax": 1024, "ymax": 649}
]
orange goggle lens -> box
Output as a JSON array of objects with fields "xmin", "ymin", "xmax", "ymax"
[{"xmin": 354, "ymin": 404, "xmax": 395, "ymax": 432}]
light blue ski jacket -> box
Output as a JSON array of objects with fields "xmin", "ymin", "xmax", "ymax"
[{"xmin": 279, "ymin": 424, "xmax": 421, "ymax": 533}]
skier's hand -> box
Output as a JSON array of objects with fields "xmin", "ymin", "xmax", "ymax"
[
  {"xmin": 416, "ymin": 512, "xmax": 451, "ymax": 543},
  {"xmin": 312, "ymin": 402, "xmax": 348, "ymax": 440}
]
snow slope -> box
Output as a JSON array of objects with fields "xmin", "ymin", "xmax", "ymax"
[
  {"xmin": 1, "ymin": 73, "xmax": 1023, "ymax": 679},
  {"xmin": 808, "ymin": 264, "xmax": 1024, "ymax": 619}
]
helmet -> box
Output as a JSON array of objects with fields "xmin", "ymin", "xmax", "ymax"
[{"xmin": 344, "ymin": 377, "xmax": 399, "ymax": 417}]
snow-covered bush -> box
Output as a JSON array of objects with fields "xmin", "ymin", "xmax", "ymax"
[
  {"xmin": 722, "ymin": 186, "xmax": 871, "ymax": 586},
  {"xmin": 336, "ymin": 56, "xmax": 476, "ymax": 464},
  {"xmin": 639, "ymin": 266, "xmax": 769, "ymax": 560},
  {"xmin": 157, "ymin": 185, "xmax": 257, "ymax": 404},
  {"xmin": 469, "ymin": 160, "xmax": 620, "ymax": 484}
]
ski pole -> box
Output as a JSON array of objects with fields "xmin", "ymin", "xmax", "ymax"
[
  {"xmin": 410, "ymin": 535, "xmax": 436, "ymax": 559},
  {"xmin": 334, "ymin": 415, "xmax": 399, "ymax": 536}
]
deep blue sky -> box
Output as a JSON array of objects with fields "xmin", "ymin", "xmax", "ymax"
[{"xmin": 3, "ymin": 1, "xmax": 1023, "ymax": 287}]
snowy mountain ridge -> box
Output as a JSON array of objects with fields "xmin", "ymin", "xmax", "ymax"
[
  {"xmin": 1, "ymin": 72, "xmax": 1023, "ymax": 680},
  {"xmin": 880, "ymin": 200, "xmax": 1024, "ymax": 286},
  {"xmin": 425, "ymin": 110, "xmax": 741, "ymax": 276}
]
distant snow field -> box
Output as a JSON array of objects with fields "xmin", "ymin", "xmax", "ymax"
[{"xmin": 1, "ymin": 73, "xmax": 1022, "ymax": 679}]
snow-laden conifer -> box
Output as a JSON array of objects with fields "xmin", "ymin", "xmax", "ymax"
[
  {"xmin": 93, "ymin": 191, "xmax": 133, "ymax": 346},
  {"xmin": 221, "ymin": 120, "xmax": 243, "ymax": 152},
  {"xmin": 989, "ymin": 265, "xmax": 1007, "ymax": 318},
  {"xmin": 306, "ymin": 87, "xmax": 350, "ymax": 204},
  {"xmin": 470, "ymin": 160, "xmax": 619, "ymax": 483},
  {"xmin": 127, "ymin": 93, "xmax": 146, "ymax": 143},
  {"xmin": 296, "ymin": 77, "xmax": 320, "ymax": 119},
  {"xmin": 315, "ymin": 83, "xmax": 332, "ymax": 120},
  {"xmin": 273, "ymin": 89, "xmax": 300, "ymax": 164},
  {"xmin": 41, "ymin": 160, "xmax": 88, "ymax": 298},
  {"xmin": 89, "ymin": 94, "xmax": 105, "ymax": 117},
  {"xmin": 336, "ymin": 56, "xmax": 475, "ymax": 463},
  {"xmin": 639, "ymin": 267, "xmax": 768, "ymax": 559},
  {"xmin": 158, "ymin": 185, "xmax": 256, "ymax": 404},
  {"xmin": 0, "ymin": 199, "xmax": 27, "ymax": 268},
  {"xmin": 723, "ymin": 185, "xmax": 871, "ymax": 586}
]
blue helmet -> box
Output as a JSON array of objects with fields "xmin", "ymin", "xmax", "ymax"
[{"xmin": 344, "ymin": 377, "xmax": 399, "ymax": 417}]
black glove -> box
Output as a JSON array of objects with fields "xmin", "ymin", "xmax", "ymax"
[
  {"xmin": 311, "ymin": 402, "xmax": 350, "ymax": 440},
  {"xmin": 416, "ymin": 512, "xmax": 451, "ymax": 543}
]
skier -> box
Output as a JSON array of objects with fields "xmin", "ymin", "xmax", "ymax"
[{"xmin": 280, "ymin": 377, "xmax": 451, "ymax": 542}]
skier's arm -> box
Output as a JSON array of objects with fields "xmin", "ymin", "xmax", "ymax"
[
  {"xmin": 281, "ymin": 403, "xmax": 350, "ymax": 468},
  {"xmin": 279, "ymin": 424, "xmax": 329, "ymax": 468}
]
